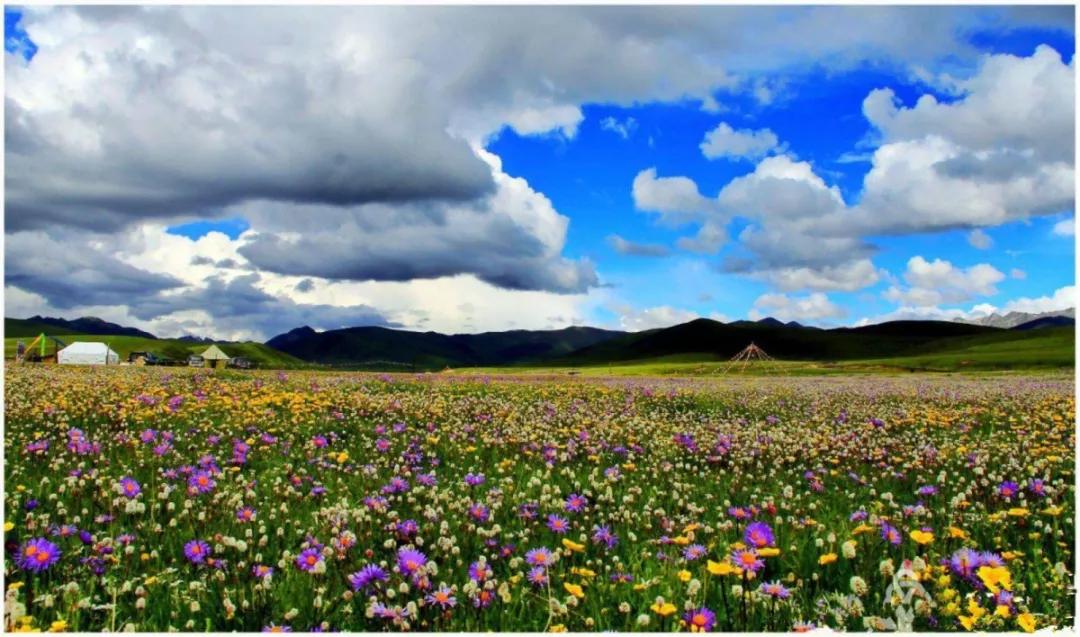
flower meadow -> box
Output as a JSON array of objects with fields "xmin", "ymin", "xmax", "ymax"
[{"xmin": 3, "ymin": 365, "xmax": 1074, "ymax": 632}]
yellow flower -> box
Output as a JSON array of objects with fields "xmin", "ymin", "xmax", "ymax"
[
  {"xmin": 948, "ymin": 527, "xmax": 967, "ymax": 539},
  {"xmin": 967, "ymin": 598, "xmax": 987, "ymax": 620},
  {"xmin": 707, "ymin": 560, "xmax": 736, "ymax": 576},
  {"xmin": 4, "ymin": 522, "xmax": 14, "ymax": 532},
  {"xmin": 852, "ymin": 524, "xmax": 875, "ymax": 535},
  {"xmin": 336, "ymin": 452, "xmax": 349, "ymax": 464},
  {"xmin": 958, "ymin": 615, "xmax": 977, "ymax": 631},
  {"xmin": 145, "ymin": 576, "xmax": 158, "ymax": 586},
  {"xmin": 1007, "ymin": 507, "xmax": 1029, "ymax": 518},
  {"xmin": 818, "ymin": 553, "xmax": 838, "ymax": 565},
  {"xmin": 549, "ymin": 624, "xmax": 567, "ymax": 633},
  {"xmin": 677, "ymin": 570, "xmax": 692, "ymax": 582},
  {"xmin": 1017, "ymin": 613, "xmax": 1036, "ymax": 633},
  {"xmin": 977, "ymin": 566, "xmax": 1012, "ymax": 594},
  {"xmin": 140, "ymin": 553, "xmax": 150, "ymax": 561},
  {"xmin": 995, "ymin": 605, "xmax": 1011, "ymax": 618},
  {"xmin": 758, "ymin": 547, "xmax": 780, "ymax": 557},
  {"xmin": 563, "ymin": 582, "xmax": 584, "ymax": 599},
  {"xmin": 571, "ymin": 567, "xmax": 596, "ymax": 578},
  {"xmin": 1041, "ymin": 505, "xmax": 1063, "ymax": 517},
  {"xmin": 651, "ymin": 601, "xmax": 677, "ymax": 617},
  {"xmin": 909, "ymin": 529, "xmax": 934, "ymax": 545},
  {"xmin": 48, "ymin": 620, "xmax": 68, "ymax": 632},
  {"xmin": 671, "ymin": 536, "xmax": 691, "ymax": 546},
  {"xmin": 561, "ymin": 538, "xmax": 585, "ymax": 553}
]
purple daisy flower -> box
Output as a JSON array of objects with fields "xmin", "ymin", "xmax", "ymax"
[
  {"xmin": 295, "ymin": 548, "xmax": 323, "ymax": 572},
  {"xmin": 744, "ymin": 521, "xmax": 775, "ymax": 549},
  {"xmin": 526, "ymin": 566, "xmax": 549, "ymax": 586},
  {"xmin": 546, "ymin": 514, "xmax": 570, "ymax": 534},
  {"xmin": 349, "ymin": 564, "xmax": 388, "ymax": 591},
  {"xmin": 188, "ymin": 470, "xmax": 216, "ymax": 495},
  {"xmin": 16, "ymin": 538, "xmax": 61, "ymax": 572},
  {"xmin": 880, "ymin": 522, "xmax": 902, "ymax": 546},
  {"xmin": 998, "ymin": 481, "xmax": 1020, "ymax": 498},
  {"xmin": 525, "ymin": 547, "xmax": 554, "ymax": 567},
  {"xmin": 683, "ymin": 607, "xmax": 717, "ymax": 632},
  {"xmin": 236, "ymin": 506, "xmax": 257, "ymax": 523},
  {"xmin": 760, "ymin": 581, "xmax": 791, "ymax": 599},
  {"xmin": 252, "ymin": 564, "xmax": 274, "ymax": 579},
  {"xmin": 564, "ymin": 493, "xmax": 588, "ymax": 513},
  {"xmin": 947, "ymin": 548, "xmax": 983, "ymax": 579},
  {"xmin": 731, "ymin": 548, "xmax": 764, "ymax": 573},
  {"xmin": 591, "ymin": 525, "xmax": 618, "ymax": 549},
  {"xmin": 184, "ymin": 539, "xmax": 211, "ymax": 564},
  {"xmin": 118, "ymin": 476, "xmax": 141, "ymax": 499},
  {"xmin": 468, "ymin": 503, "xmax": 491, "ymax": 524},
  {"xmin": 397, "ymin": 547, "xmax": 427, "ymax": 577},
  {"xmin": 684, "ymin": 544, "xmax": 708, "ymax": 561},
  {"xmin": 468, "ymin": 560, "xmax": 493, "ymax": 583},
  {"xmin": 426, "ymin": 585, "xmax": 457, "ymax": 609}
]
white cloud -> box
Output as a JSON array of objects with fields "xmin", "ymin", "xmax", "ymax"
[
  {"xmin": 856, "ymin": 284, "xmax": 1076, "ymax": 326},
  {"xmin": 883, "ymin": 255, "xmax": 1005, "ymax": 306},
  {"xmin": 749, "ymin": 292, "xmax": 845, "ymax": 322},
  {"xmin": 700, "ymin": 122, "xmax": 780, "ymax": 160},
  {"xmin": 675, "ymin": 223, "xmax": 728, "ymax": 255},
  {"xmin": 600, "ymin": 116, "xmax": 638, "ymax": 139},
  {"xmin": 999, "ymin": 285, "xmax": 1076, "ymax": 314},
  {"xmin": 967, "ymin": 228, "xmax": 993, "ymax": 250},
  {"xmin": 759, "ymin": 259, "xmax": 881, "ymax": 292},
  {"xmin": 607, "ymin": 235, "xmax": 670, "ymax": 257},
  {"xmin": 1010, "ymin": 268, "xmax": 1027, "ymax": 280},
  {"xmin": 631, "ymin": 168, "xmax": 722, "ymax": 226},
  {"xmin": 1053, "ymin": 218, "xmax": 1075, "ymax": 236},
  {"xmin": 611, "ymin": 304, "xmax": 703, "ymax": 332}
]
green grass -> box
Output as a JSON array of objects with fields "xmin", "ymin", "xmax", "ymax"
[
  {"xmin": 4, "ymin": 334, "xmax": 305, "ymax": 368},
  {"xmin": 454, "ymin": 327, "xmax": 1075, "ymax": 376}
]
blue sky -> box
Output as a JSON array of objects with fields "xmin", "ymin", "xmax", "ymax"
[{"xmin": 4, "ymin": 6, "xmax": 1076, "ymax": 338}]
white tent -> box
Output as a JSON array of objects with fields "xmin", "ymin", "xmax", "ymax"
[{"xmin": 57, "ymin": 342, "xmax": 120, "ymax": 366}]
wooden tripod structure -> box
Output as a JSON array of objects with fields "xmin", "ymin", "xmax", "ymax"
[{"xmin": 720, "ymin": 342, "xmax": 781, "ymax": 375}]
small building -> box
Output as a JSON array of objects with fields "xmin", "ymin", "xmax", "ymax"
[
  {"xmin": 200, "ymin": 345, "xmax": 232, "ymax": 369},
  {"xmin": 129, "ymin": 351, "xmax": 161, "ymax": 366},
  {"xmin": 188, "ymin": 355, "xmax": 204, "ymax": 367},
  {"xmin": 58, "ymin": 342, "xmax": 120, "ymax": 366}
]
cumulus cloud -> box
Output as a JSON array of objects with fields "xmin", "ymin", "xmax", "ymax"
[
  {"xmin": 631, "ymin": 168, "xmax": 723, "ymax": 225},
  {"xmin": 611, "ymin": 304, "xmax": 705, "ymax": 332},
  {"xmin": 1053, "ymin": 218, "xmax": 1075, "ymax": 236},
  {"xmin": 757, "ymin": 259, "xmax": 881, "ymax": 293},
  {"xmin": 600, "ymin": 116, "xmax": 638, "ymax": 139},
  {"xmin": 675, "ymin": 223, "xmax": 728, "ymax": 255},
  {"xmin": 749, "ymin": 292, "xmax": 846, "ymax": 322},
  {"xmin": 607, "ymin": 235, "xmax": 670, "ymax": 257},
  {"xmin": 700, "ymin": 122, "xmax": 781, "ymax": 160},
  {"xmin": 855, "ymin": 284, "xmax": 1076, "ymax": 326},
  {"xmin": 883, "ymin": 256, "xmax": 1005, "ymax": 306}
]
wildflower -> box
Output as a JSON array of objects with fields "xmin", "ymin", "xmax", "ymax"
[
  {"xmin": 397, "ymin": 547, "xmax": 428, "ymax": 577},
  {"xmin": 349, "ymin": 564, "xmax": 388, "ymax": 591},
  {"xmin": 468, "ymin": 503, "xmax": 490, "ymax": 524},
  {"xmin": 546, "ymin": 514, "xmax": 570, "ymax": 534},
  {"xmin": 1017, "ymin": 613, "xmax": 1036, "ymax": 632},
  {"xmin": 16, "ymin": 538, "xmax": 61, "ymax": 572},
  {"xmin": 295, "ymin": 548, "xmax": 323, "ymax": 572},
  {"xmin": 262, "ymin": 624, "xmax": 291, "ymax": 632},
  {"xmin": 525, "ymin": 547, "xmax": 554, "ymax": 567},
  {"xmin": 683, "ymin": 544, "xmax": 707, "ymax": 561},
  {"xmin": 591, "ymin": 525, "xmax": 618, "ymax": 549},
  {"xmin": 426, "ymin": 585, "xmax": 457, "ymax": 609},
  {"xmin": 744, "ymin": 521, "xmax": 775, "ymax": 549},
  {"xmin": 731, "ymin": 548, "xmax": 764, "ymax": 573},
  {"xmin": 998, "ymin": 481, "xmax": 1019, "ymax": 498},
  {"xmin": 977, "ymin": 566, "xmax": 1012, "ymax": 594},
  {"xmin": 562, "ymin": 538, "xmax": 585, "ymax": 552},
  {"xmin": 760, "ymin": 581, "xmax": 791, "ymax": 599},
  {"xmin": 252, "ymin": 564, "xmax": 274, "ymax": 579},
  {"xmin": 880, "ymin": 523, "xmax": 902, "ymax": 546},
  {"xmin": 468, "ymin": 561, "xmax": 493, "ymax": 583},
  {"xmin": 183, "ymin": 540, "xmax": 210, "ymax": 565},
  {"xmin": 118, "ymin": 476, "xmax": 141, "ymax": 498},
  {"xmin": 651, "ymin": 601, "xmax": 677, "ymax": 616},
  {"xmin": 526, "ymin": 567, "xmax": 549, "ymax": 586},
  {"xmin": 188, "ymin": 470, "xmax": 216, "ymax": 495},
  {"xmin": 909, "ymin": 529, "xmax": 934, "ymax": 545},
  {"xmin": 818, "ymin": 552, "xmax": 838, "ymax": 565},
  {"xmin": 236, "ymin": 507, "xmax": 256, "ymax": 523},
  {"xmin": 682, "ymin": 607, "xmax": 716, "ymax": 632},
  {"xmin": 707, "ymin": 560, "xmax": 737, "ymax": 576},
  {"xmin": 564, "ymin": 582, "xmax": 584, "ymax": 598}
]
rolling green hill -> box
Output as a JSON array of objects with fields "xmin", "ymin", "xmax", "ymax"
[
  {"xmin": 5, "ymin": 315, "xmax": 156, "ymax": 339},
  {"xmin": 5, "ymin": 318, "xmax": 79, "ymax": 338},
  {"xmin": 5, "ymin": 334, "xmax": 303, "ymax": 369},
  {"xmin": 266, "ymin": 325, "xmax": 626, "ymax": 368}
]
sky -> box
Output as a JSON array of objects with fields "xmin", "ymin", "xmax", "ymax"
[{"xmin": 4, "ymin": 5, "xmax": 1076, "ymax": 341}]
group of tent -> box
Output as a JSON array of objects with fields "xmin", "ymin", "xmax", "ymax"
[{"xmin": 16, "ymin": 333, "xmax": 242, "ymax": 368}]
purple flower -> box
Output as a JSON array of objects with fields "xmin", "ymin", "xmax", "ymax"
[
  {"xmin": 236, "ymin": 507, "xmax": 257, "ymax": 523},
  {"xmin": 188, "ymin": 470, "xmax": 216, "ymax": 495},
  {"xmin": 546, "ymin": 514, "xmax": 569, "ymax": 534},
  {"xmin": 397, "ymin": 547, "xmax": 427, "ymax": 577},
  {"xmin": 349, "ymin": 564, "xmax": 388, "ymax": 591},
  {"xmin": 468, "ymin": 503, "xmax": 491, "ymax": 524},
  {"xmin": 564, "ymin": 493, "xmax": 588, "ymax": 513},
  {"xmin": 591, "ymin": 525, "xmax": 618, "ymax": 549},
  {"xmin": 525, "ymin": 547, "xmax": 554, "ymax": 567},
  {"xmin": 1029, "ymin": 479, "xmax": 1047, "ymax": 497},
  {"xmin": 252, "ymin": 564, "xmax": 274, "ymax": 579},
  {"xmin": 947, "ymin": 548, "xmax": 983, "ymax": 579},
  {"xmin": 731, "ymin": 548, "xmax": 764, "ymax": 573},
  {"xmin": 184, "ymin": 540, "xmax": 211, "ymax": 564},
  {"xmin": 262, "ymin": 624, "xmax": 291, "ymax": 632},
  {"xmin": 916, "ymin": 485, "xmax": 937, "ymax": 497},
  {"xmin": 744, "ymin": 521, "xmax": 776, "ymax": 549},
  {"xmin": 517, "ymin": 502, "xmax": 539, "ymax": 520},
  {"xmin": 464, "ymin": 473, "xmax": 486, "ymax": 487},
  {"xmin": 117, "ymin": 476, "xmax": 141, "ymax": 499},
  {"xmin": 295, "ymin": 548, "xmax": 323, "ymax": 572},
  {"xmin": 396, "ymin": 519, "xmax": 419, "ymax": 537},
  {"xmin": 760, "ymin": 581, "xmax": 791, "ymax": 599},
  {"xmin": 526, "ymin": 566, "xmax": 549, "ymax": 586},
  {"xmin": 16, "ymin": 538, "xmax": 61, "ymax": 572},
  {"xmin": 684, "ymin": 544, "xmax": 708, "ymax": 561},
  {"xmin": 468, "ymin": 560, "xmax": 493, "ymax": 583},
  {"xmin": 426, "ymin": 585, "xmax": 457, "ymax": 609},
  {"xmin": 880, "ymin": 522, "xmax": 902, "ymax": 546},
  {"xmin": 683, "ymin": 607, "xmax": 717, "ymax": 632},
  {"xmin": 998, "ymin": 481, "xmax": 1020, "ymax": 498}
]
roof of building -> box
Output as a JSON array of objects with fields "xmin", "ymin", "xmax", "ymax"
[{"xmin": 200, "ymin": 345, "xmax": 231, "ymax": 360}]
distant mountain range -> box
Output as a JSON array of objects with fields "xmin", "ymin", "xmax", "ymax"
[
  {"xmin": 6, "ymin": 315, "xmax": 157, "ymax": 339},
  {"xmin": 264, "ymin": 315, "xmax": 1074, "ymax": 369},
  {"xmin": 955, "ymin": 308, "xmax": 1074, "ymax": 330},
  {"xmin": 6, "ymin": 312, "xmax": 1074, "ymax": 370}
]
